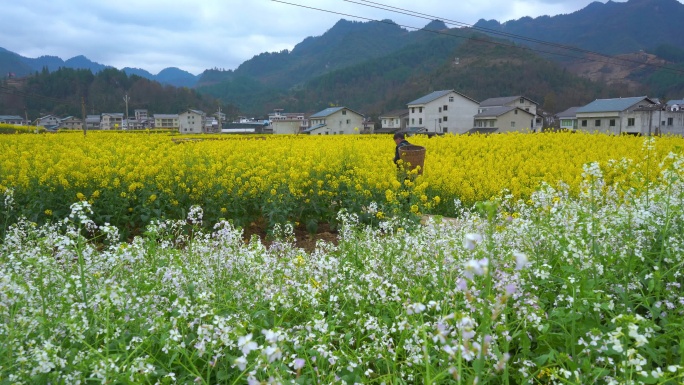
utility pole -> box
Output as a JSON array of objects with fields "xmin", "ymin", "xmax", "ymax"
[
  {"xmin": 82, "ymin": 97, "xmax": 87, "ymax": 136},
  {"xmin": 217, "ymin": 103, "xmax": 222, "ymax": 133},
  {"xmin": 123, "ymin": 94, "xmax": 130, "ymax": 130}
]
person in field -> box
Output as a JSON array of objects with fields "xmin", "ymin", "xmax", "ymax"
[{"xmin": 393, "ymin": 132, "xmax": 411, "ymax": 166}]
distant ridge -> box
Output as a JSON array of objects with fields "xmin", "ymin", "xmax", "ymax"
[
  {"xmin": 0, "ymin": 48, "xmax": 199, "ymax": 88},
  {"xmin": 474, "ymin": 0, "xmax": 684, "ymax": 55}
]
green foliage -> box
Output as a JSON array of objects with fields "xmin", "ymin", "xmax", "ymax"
[
  {"xmin": 651, "ymin": 44, "xmax": 684, "ymax": 64},
  {"xmin": 0, "ymin": 67, "xmax": 239, "ymax": 121}
]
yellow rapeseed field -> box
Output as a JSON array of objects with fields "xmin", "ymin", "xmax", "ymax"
[{"xmin": 0, "ymin": 131, "xmax": 682, "ymax": 231}]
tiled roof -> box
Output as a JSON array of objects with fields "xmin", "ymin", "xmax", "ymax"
[
  {"xmin": 556, "ymin": 107, "xmax": 580, "ymax": 118},
  {"xmin": 667, "ymin": 99, "xmax": 684, "ymax": 106},
  {"xmin": 303, "ymin": 123, "xmax": 326, "ymax": 133},
  {"xmin": 576, "ymin": 96, "xmax": 653, "ymax": 113},
  {"xmin": 310, "ymin": 107, "xmax": 345, "ymax": 118},
  {"xmin": 479, "ymin": 96, "xmax": 520, "ymax": 107},
  {"xmin": 408, "ymin": 90, "xmax": 478, "ymax": 105},
  {"xmin": 480, "ymin": 95, "xmax": 540, "ymax": 107},
  {"xmin": 475, "ymin": 106, "xmax": 534, "ymax": 118},
  {"xmin": 0, "ymin": 115, "xmax": 23, "ymax": 120},
  {"xmin": 475, "ymin": 106, "xmax": 516, "ymax": 118}
]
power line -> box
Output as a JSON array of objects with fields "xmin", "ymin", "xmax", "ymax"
[
  {"xmin": 271, "ymin": 0, "xmax": 684, "ymax": 75},
  {"xmin": 348, "ymin": 0, "xmax": 678, "ymax": 73}
]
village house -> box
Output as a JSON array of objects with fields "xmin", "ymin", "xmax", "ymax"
[
  {"xmin": 269, "ymin": 109, "xmax": 309, "ymax": 134},
  {"xmin": 154, "ymin": 114, "xmax": 179, "ymax": 129},
  {"xmin": 575, "ymin": 96, "xmax": 658, "ymax": 135},
  {"xmin": 668, "ymin": 99, "xmax": 684, "ymax": 111},
  {"xmin": 125, "ymin": 109, "xmax": 152, "ymax": 129},
  {"xmin": 0, "ymin": 115, "xmax": 24, "ymax": 125},
  {"xmin": 179, "ymin": 109, "xmax": 207, "ymax": 134},
  {"xmin": 85, "ymin": 115, "xmax": 101, "ymax": 130},
  {"xmin": 478, "ymin": 96, "xmax": 542, "ymax": 131},
  {"xmin": 35, "ymin": 115, "xmax": 61, "ymax": 129},
  {"xmin": 556, "ymin": 107, "xmax": 580, "ymax": 131},
  {"xmin": 304, "ymin": 107, "xmax": 364, "ymax": 135},
  {"xmin": 631, "ymin": 101, "xmax": 684, "ymax": 136},
  {"xmin": 59, "ymin": 116, "xmax": 83, "ymax": 130},
  {"xmin": 471, "ymin": 106, "xmax": 536, "ymax": 134},
  {"xmin": 100, "ymin": 113, "xmax": 124, "ymax": 130},
  {"xmin": 376, "ymin": 109, "xmax": 409, "ymax": 134},
  {"xmin": 407, "ymin": 90, "xmax": 479, "ymax": 135}
]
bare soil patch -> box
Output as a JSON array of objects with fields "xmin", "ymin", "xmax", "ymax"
[{"xmin": 242, "ymin": 219, "xmax": 338, "ymax": 253}]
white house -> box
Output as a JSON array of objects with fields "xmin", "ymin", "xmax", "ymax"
[
  {"xmin": 0, "ymin": 115, "xmax": 24, "ymax": 125},
  {"xmin": 479, "ymin": 96, "xmax": 541, "ymax": 131},
  {"xmin": 377, "ymin": 109, "xmax": 409, "ymax": 134},
  {"xmin": 179, "ymin": 109, "xmax": 207, "ymax": 134},
  {"xmin": 304, "ymin": 107, "xmax": 364, "ymax": 135},
  {"xmin": 269, "ymin": 109, "xmax": 309, "ymax": 134},
  {"xmin": 154, "ymin": 114, "xmax": 179, "ymax": 129},
  {"xmin": 36, "ymin": 115, "xmax": 61, "ymax": 129},
  {"xmin": 667, "ymin": 99, "xmax": 684, "ymax": 112},
  {"xmin": 85, "ymin": 115, "xmax": 101, "ymax": 130},
  {"xmin": 59, "ymin": 116, "xmax": 83, "ymax": 130},
  {"xmin": 575, "ymin": 96, "xmax": 658, "ymax": 135},
  {"xmin": 101, "ymin": 113, "xmax": 123, "ymax": 130},
  {"xmin": 556, "ymin": 107, "xmax": 580, "ymax": 131},
  {"xmin": 630, "ymin": 103, "xmax": 684, "ymax": 136},
  {"xmin": 471, "ymin": 106, "xmax": 536, "ymax": 134},
  {"xmin": 407, "ymin": 90, "xmax": 479, "ymax": 134}
]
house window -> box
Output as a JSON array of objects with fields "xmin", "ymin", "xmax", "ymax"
[
  {"xmin": 627, "ymin": 118, "xmax": 635, "ymax": 126},
  {"xmin": 443, "ymin": 127, "xmax": 448, "ymax": 133},
  {"xmin": 511, "ymin": 121, "xmax": 515, "ymax": 127},
  {"xmin": 419, "ymin": 118, "xmax": 423, "ymax": 124},
  {"xmin": 582, "ymin": 120, "xmax": 588, "ymax": 127},
  {"xmin": 520, "ymin": 97, "xmax": 524, "ymax": 104},
  {"xmin": 439, "ymin": 118, "xmax": 442, "ymax": 123},
  {"xmin": 668, "ymin": 117, "xmax": 674, "ymax": 126},
  {"xmin": 443, "ymin": 116, "xmax": 448, "ymax": 122},
  {"xmin": 412, "ymin": 118, "xmax": 415, "ymax": 124},
  {"xmin": 443, "ymin": 105, "xmax": 448, "ymax": 111},
  {"xmin": 595, "ymin": 120, "xmax": 601, "ymax": 127},
  {"xmin": 412, "ymin": 108, "xmax": 415, "ymax": 113},
  {"xmin": 449, "ymin": 97, "xmax": 454, "ymax": 102},
  {"xmin": 346, "ymin": 119, "xmax": 350, "ymax": 124},
  {"xmin": 438, "ymin": 107, "xmax": 442, "ymax": 113},
  {"xmin": 419, "ymin": 107, "xmax": 423, "ymax": 113},
  {"xmin": 342, "ymin": 110, "xmax": 347, "ymax": 115},
  {"xmin": 489, "ymin": 120, "xmax": 495, "ymax": 128},
  {"xmin": 609, "ymin": 119, "xmax": 616, "ymax": 127},
  {"xmin": 514, "ymin": 110, "xmax": 518, "ymax": 115}
]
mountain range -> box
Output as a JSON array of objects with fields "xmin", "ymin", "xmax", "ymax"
[
  {"xmin": 0, "ymin": 47, "xmax": 199, "ymax": 88},
  {"xmin": 2, "ymin": 0, "xmax": 684, "ymax": 116}
]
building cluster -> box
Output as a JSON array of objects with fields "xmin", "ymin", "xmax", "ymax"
[
  {"xmin": 0, "ymin": 109, "xmax": 225, "ymax": 133},
  {"xmin": 268, "ymin": 91, "xmax": 684, "ymax": 136},
  {"xmin": 2, "ymin": 91, "xmax": 683, "ymax": 136}
]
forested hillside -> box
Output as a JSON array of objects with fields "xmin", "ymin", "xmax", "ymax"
[
  {"xmin": 0, "ymin": 67, "xmax": 237, "ymax": 120},
  {"xmin": 199, "ymin": 30, "xmax": 628, "ymax": 116}
]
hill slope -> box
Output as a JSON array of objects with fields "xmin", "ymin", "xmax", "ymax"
[
  {"xmin": 474, "ymin": 0, "xmax": 684, "ymax": 55},
  {"xmin": 198, "ymin": 27, "xmax": 629, "ymax": 115}
]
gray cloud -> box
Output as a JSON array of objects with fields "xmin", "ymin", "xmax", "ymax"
[{"xmin": 0, "ymin": 0, "xmax": 647, "ymax": 75}]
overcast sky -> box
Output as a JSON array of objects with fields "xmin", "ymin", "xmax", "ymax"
[{"xmin": 1, "ymin": 0, "xmax": 637, "ymax": 75}]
